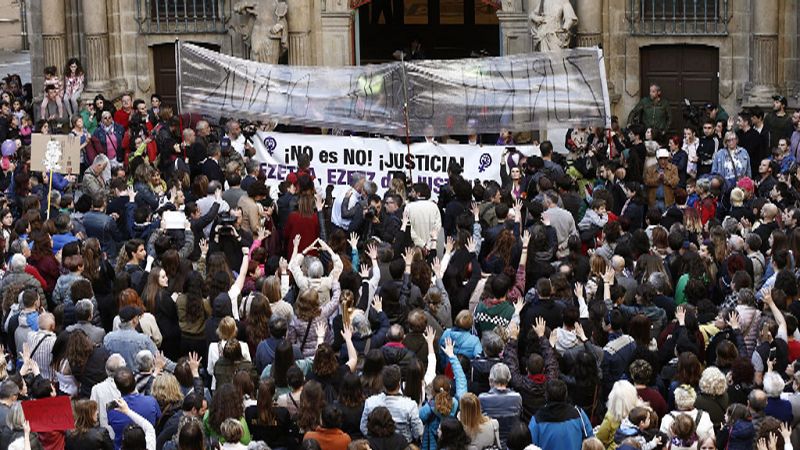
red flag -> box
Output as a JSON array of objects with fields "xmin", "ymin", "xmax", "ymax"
[{"xmin": 21, "ymin": 396, "xmax": 75, "ymax": 432}]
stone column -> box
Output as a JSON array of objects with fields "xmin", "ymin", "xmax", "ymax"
[
  {"xmin": 746, "ymin": 0, "xmax": 778, "ymax": 105},
  {"xmin": 41, "ymin": 0, "xmax": 66, "ymax": 70},
  {"xmin": 496, "ymin": 0, "xmax": 531, "ymax": 56},
  {"xmin": 576, "ymin": 0, "xmax": 601, "ymax": 48},
  {"xmin": 81, "ymin": 0, "xmax": 111, "ymax": 93},
  {"xmin": 320, "ymin": 0, "xmax": 353, "ymax": 66},
  {"xmin": 288, "ymin": 0, "xmax": 313, "ymax": 65}
]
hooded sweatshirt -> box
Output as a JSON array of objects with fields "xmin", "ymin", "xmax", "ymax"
[
  {"xmin": 14, "ymin": 309, "xmax": 39, "ymax": 357},
  {"xmin": 554, "ymin": 328, "xmax": 581, "ymax": 356}
]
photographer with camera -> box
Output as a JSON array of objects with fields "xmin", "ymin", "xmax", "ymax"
[{"xmin": 210, "ymin": 208, "xmax": 253, "ymax": 270}]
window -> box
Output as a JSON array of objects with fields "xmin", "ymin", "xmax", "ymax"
[
  {"xmin": 630, "ymin": 0, "xmax": 729, "ymax": 35},
  {"xmin": 404, "ymin": 0, "xmax": 428, "ymax": 24}
]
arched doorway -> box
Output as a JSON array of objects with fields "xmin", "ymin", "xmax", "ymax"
[{"xmin": 356, "ymin": 0, "xmax": 500, "ymax": 63}]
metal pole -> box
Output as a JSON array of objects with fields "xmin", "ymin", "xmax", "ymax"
[
  {"xmin": 400, "ymin": 54, "xmax": 412, "ymax": 181},
  {"xmin": 175, "ymin": 40, "xmax": 182, "ymax": 115}
]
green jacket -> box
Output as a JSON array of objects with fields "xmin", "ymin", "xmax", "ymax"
[{"xmin": 628, "ymin": 96, "xmax": 672, "ymax": 135}]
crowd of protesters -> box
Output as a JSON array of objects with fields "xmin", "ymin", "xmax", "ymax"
[{"xmin": 1, "ymin": 59, "xmax": 800, "ymax": 450}]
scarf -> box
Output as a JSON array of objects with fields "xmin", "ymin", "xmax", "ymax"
[{"xmin": 527, "ymin": 374, "xmax": 547, "ymax": 384}]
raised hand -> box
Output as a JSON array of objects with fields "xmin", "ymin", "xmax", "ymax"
[
  {"xmin": 315, "ymin": 194, "xmax": 325, "ymax": 211},
  {"xmin": 676, "ymin": 305, "xmax": 686, "ymax": 326},
  {"xmin": 728, "ymin": 310, "xmax": 740, "ymax": 330},
  {"xmin": 508, "ymin": 322, "xmax": 520, "ymax": 340},
  {"xmin": 575, "ymin": 322, "xmax": 587, "ymax": 341},
  {"xmin": 574, "ymin": 282, "xmax": 584, "ymax": 300},
  {"xmin": 341, "ymin": 323, "xmax": 353, "ymax": 342},
  {"xmin": 513, "ymin": 297, "xmax": 524, "ymax": 316},
  {"xmin": 293, "ymin": 234, "xmax": 302, "ymax": 249},
  {"xmin": 314, "ymin": 321, "xmax": 327, "ymax": 339},
  {"xmin": 471, "ymin": 202, "xmax": 480, "ymax": 221},
  {"xmin": 366, "ymin": 243, "xmax": 378, "ymax": 260},
  {"xmin": 432, "ymin": 257, "xmax": 442, "ymax": 279},
  {"xmin": 257, "ymin": 227, "xmax": 270, "ymax": 241},
  {"xmin": 444, "ymin": 236, "xmax": 455, "ymax": 254},
  {"xmin": 402, "ymin": 247, "xmax": 414, "ymax": 266},
  {"xmin": 188, "ymin": 352, "xmax": 202, "ymax": 376},
  {"xmin": 602, "ymin": 267, "xmax": 615, "ymax": 284},
  {"xmin": 466, "ymin": 236, "xmax": 478, "ymax": 254},
  {"xmin": 348, "ymin": 232, "xmax": 359, "ymax": 250},
  {"xmin": 199, "ymin": 238, "xmax": 209, "ymax": 256},
  {"xmin": 279, "ymin": 257, "xmax": 288, "ymax": 273},
  {"xmin": 372, "ymin": 295, "xmax": 383, "ymax": 313},
  {"xmin": 534, "ymin": 316, "xmax": 546, "ymax": 338},
  {"xmin": 359, "ymin": 263, "xmax": 370, "ymax": 279},
  {"xmin": 318, "ymin": 239, "xmax": 333, "ymax": 253},
  {"xmin": 423, "ymin": 326, "xmax": 436, "ymax": 347},
  {"xmin": 442, "ymin": 337, "xmax": 455, "ymax": 358},
  {"xmin": 521, "ymin": 229, "xmax": 531, "ymax": 248}
]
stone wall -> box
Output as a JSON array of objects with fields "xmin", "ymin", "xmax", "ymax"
[{"xmin": 0, "ymin": 0, "xmax": 22, "ymax": 51}]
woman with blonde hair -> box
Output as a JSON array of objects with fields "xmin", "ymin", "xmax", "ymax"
[
  {"xmin": 151, "ymin": 373, "xmax": 184, "ymax": 434},
  {"xmin": 694, "ymin": 367, "xmax": 729, "ymax": 429},
  {"xmin": 458, "ymin": 393, "xmax": 499, "ymax": 450},
  {"xmin": 207, "ymin": 317, "xmax": 251, "ymax": 390},
  {"xmin": 595, "ymin": 380, "xmax": 641, "ymax": 448},
  {"xmin": 683, "ymin": 207, "xmax": 704, "ymax": 245},
  {"xmin": 261, "ymin": 274, "xmax": 293, "ymax": 321}
]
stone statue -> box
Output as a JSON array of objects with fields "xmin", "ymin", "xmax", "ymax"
[
  {"xmin": 233, "ymin": 0, "xmax": 288, "ymax": 64},
  {"xmin": 528, "ymin": 0, "xmax": 578, "ymax": 51}
]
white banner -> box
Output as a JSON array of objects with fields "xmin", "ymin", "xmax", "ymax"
[{"xmin": 252, "ymin": 132, "xmax": 526, "ymax": 199}]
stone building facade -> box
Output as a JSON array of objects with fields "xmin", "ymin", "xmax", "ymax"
[{"xmin": 26, "ymin": 0, "xmax": 799, "ymax": 124}]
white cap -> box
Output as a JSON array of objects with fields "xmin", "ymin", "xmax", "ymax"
[{"xmin": 656, "ymin": 148, "xmax": 670, "ymax": 159}]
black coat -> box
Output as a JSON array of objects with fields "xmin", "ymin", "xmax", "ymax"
[
  {"xmin": 201, "ymin": 158, "xmax": 225, "ymax": 184},
  {"xmin": 75, "ymin": 346, "xmax": 111, "ymax": 399},
  {"xmin": 65, "ymin": 427, "xmax": 114, "ymax": 450}
]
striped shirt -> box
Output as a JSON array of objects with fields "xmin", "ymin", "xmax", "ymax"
[{"xmin": 27, "ymin": 330, "xmax": 56, "ymax": 380}]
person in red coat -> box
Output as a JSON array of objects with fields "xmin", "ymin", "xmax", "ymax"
[
  {"xmin": 27, "ymin": 230, "xmax": 59, "ymax": 296},
  {"xmin": 284, "ymin": 189, "xmax": 322, "ymax": 257}
]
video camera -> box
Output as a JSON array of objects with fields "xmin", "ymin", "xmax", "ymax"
[{"xmin": 682, "ymin": 98, "xmax": 703, "ymax": 129}]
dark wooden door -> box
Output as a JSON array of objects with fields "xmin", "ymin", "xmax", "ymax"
[
  {"xmin": 153, "ymin": 42, "xmax": 220, "ymax": 110},
  {"xmin": 640, "ymin": 45, "xmax": 719, "ymax": 135}
]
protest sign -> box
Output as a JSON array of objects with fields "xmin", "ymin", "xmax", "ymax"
[
  {"xmin": 21, "ymin": 396, "xmax": 74, "ymax": 432},
  {"xmin": 251, "ymin": 131, "xmax": 528, "ymax": 199},
  {"xmin": 30, "ymin": 134, "xmax": 80, "ymax": 175},
  {"xmin": 178, "ymin": 42, "xmax": 611, "ymax": 136}
]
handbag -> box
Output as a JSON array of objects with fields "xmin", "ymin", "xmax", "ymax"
[{"xmin": 480, "ymin": 420, "xmax": 502, "ymax": 450}]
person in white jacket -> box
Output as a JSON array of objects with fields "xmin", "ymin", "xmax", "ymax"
[
  {"xmin": 659, "ymin": 384, "xmax": 714, "ymax": 442},
  {"xmin": 405, "ymin": 183, "xmax": 442, "ymax": 248}
]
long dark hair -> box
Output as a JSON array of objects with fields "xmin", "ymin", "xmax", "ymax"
[
  {"xmin": 64, "ymin": 58, "xmax": 84, "ymax": 77},
  {"xmin": 246, "ymin": 293, "xmax": 271, "ymax": 346},
  {"xmin": 256, "ymin": 379, "xmax": 278, "ymax": 426},
  {"xmin": 273, "ymin": 341, "xmax": 296, "ymax": 388},
  {"xmin": 182, "ymin": 272, "xmax": 207, "ymax": 324},
  {"xmin": 208, "ymin": 383, "xmax": 244, "ymax": 434},
  {"xmin": 437, "ymin": 417, "xmax": 470, "ymax": 450},
  {"xmin": 337, "ymin": 372, "xmax": 364, "ymax": 409},
  {"xmin": 297, "ymin": 380, "xmax": 325, "ymax": 432},
  {"xmin": 66, "ymin": 330, "xmax": 94, "ymax": 373}
]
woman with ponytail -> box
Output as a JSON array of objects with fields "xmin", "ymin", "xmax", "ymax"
[{"xmin": 419, "ymin": 337, "xmax": 467, "ymax": 450}]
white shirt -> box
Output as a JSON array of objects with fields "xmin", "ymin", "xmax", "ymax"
[
  {"xmin": 207, "ymin": 339, "xmax": 251, "ymax": 390},
  {"xmin": 91, "ymin": 377, "xmax": 123, "ymax": 438},
  {"xmin": 228, "ymin": 134, "xmax": 246, "ymax": 157}
]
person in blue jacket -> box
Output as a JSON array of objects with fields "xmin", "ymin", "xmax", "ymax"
[
  {"xmin": 420, "ymin": 337, "xmax": 467, "ymax": 450},
  {"xmin": 528, "ymin": 379, "xmax": 593, "ymax": 450},
  {"xmin": 439, "ymin": 310, "xmax": 483, "ymax": 363}
]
